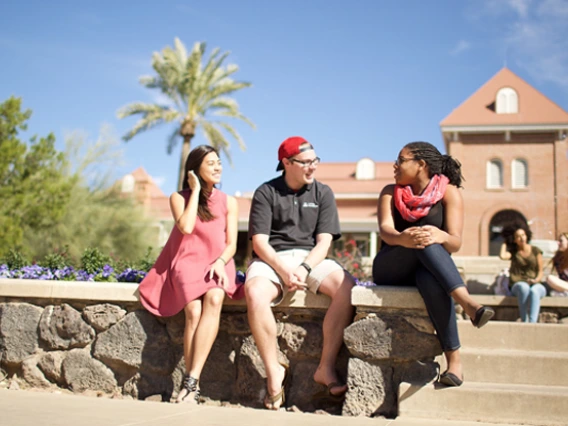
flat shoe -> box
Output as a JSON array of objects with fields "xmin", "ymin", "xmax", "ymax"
[
  {"xmin": 471, "ymin": 306, "xmax": 494, "ymax": 328},
  {"xmin": 439, "ymin": 371, "xmax": 463, "ymax": 387},
  {"xmin": 312, "ymin": 381, "xmax": 347, "ymax": 403}
]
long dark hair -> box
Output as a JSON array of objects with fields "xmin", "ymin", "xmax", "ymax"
[
  {"xmin": 552, "ymin": 232, "xmax": 568, "ymax": 273},
  {"xmin": 182, "ymin": 145, "xmax": 218, "ymax": 222},
  {"xmin": 405, "ymin": 141, "xmax": 464, "ymax": 188},
  {"xmin": 501, "ymin": 221, "xmax": 532, "ymax": 254}
]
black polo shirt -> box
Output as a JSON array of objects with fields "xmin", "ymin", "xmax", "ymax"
[{"xmin": 248, "ymin": 175, "xmax": 341, "ymax": 253}]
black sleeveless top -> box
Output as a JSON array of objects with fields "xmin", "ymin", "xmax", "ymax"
[{"xmin": 381, "ymin": 200, "xmax": 445, "ymax": 249}]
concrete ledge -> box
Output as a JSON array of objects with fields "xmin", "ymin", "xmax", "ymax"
[
  {"xmin": 352, "ymin": 285, "xmax": 426, "ymax": 310},
  {"xmin": 3, "ymin": 278, "xmax": 568, "ymax": 312},
  {"xmin": 0, "ymin": 278, "xmax": 331, "ymax": 310},
  {"xmin": 0, "ymin": 278, "xmax": 139, "ymax": 302},
  {"xmin": 473, "ymin": 294, "xmax": 568, "ymax": 308}
]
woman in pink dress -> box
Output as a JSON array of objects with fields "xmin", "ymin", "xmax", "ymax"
[{"xmin": 138, "ymin": 145, "xmax": 243, "ymax": 403}]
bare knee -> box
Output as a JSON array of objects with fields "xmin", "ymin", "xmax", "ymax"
[
  {"xmin": 245, "ymin": 278, "xmax": 277, "ymax": 310},
  {"xmin": 320, "ymin": 270, "xmax": 354, "ymax": 299},
  {"xmin": 204, "ymin": 289, "xmax": 225, "ymax": 312},
  {"xmin": 184, "ymin": 302, "xmax": 202, "ymax": 327}
]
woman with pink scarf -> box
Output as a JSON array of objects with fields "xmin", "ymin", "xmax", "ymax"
[{"xmin": 372, "ymin": 141, "xmax": 494, "ymax": 387}]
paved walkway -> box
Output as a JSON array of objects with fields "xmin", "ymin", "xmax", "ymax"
[{"xmin": 0, "ymin": 389, "xmax": 525, "ymax": 426}]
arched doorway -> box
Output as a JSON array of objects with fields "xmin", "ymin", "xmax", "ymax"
[{"xmin": 488, "ymin": 209, "xmax": 527, "ymax": 255}]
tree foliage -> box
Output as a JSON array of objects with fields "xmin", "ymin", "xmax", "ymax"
[
  {"xmin": 0, "ymin": 97, "xmax": 73, "ymax": 255},
  {"xmin": 117, "ymin": 38, "xmax": 255, "ymax": 189},
  {"xmin": 0, "ymin": 97, "xmax": 154, "ymax": 263}
]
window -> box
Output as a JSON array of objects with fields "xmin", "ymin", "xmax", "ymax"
[
  {"xmin": 496, "ymin": 87, "xmax": 518, "ymax": 114},
  {"xmin": 121, "ymin": 174, "xmax": 135, "ymax": 192},
  {"xmin": 511, "ymin": 158, "xmax": 528, "ymax": 188},
  {"xmin": 486, "ymin": 159, "xmax": 503, "ymax": 189},
  {"xmin": 355, "ymin": 158, "xmax": 375, "ymax": 180}
]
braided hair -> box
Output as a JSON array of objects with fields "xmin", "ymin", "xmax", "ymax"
[{"xmin": 405, "ymin": 141, "xmax": 464, "ymax": 188}]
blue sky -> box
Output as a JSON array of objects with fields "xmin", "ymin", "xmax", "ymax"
[{"xmin": 1, "ymin": 0, "xmax": 568, "ymax": 196}]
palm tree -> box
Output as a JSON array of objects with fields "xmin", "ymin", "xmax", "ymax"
[{"xmin": 117, "ymin": 38, "xmax": 255, "ymax": 190}]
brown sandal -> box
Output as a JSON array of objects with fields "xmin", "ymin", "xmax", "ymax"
[
  {"xmin": 264, "ymin": 362, "xmax": 289, "ymax": 410},
  {"xmin": 312, "ymin": 381, "xmax": 347, "ymax": 403}
]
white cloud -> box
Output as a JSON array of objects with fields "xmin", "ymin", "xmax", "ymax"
[
  {"xmin": 450, "ymin": 40, "xmax": 471, "ymax": 56},
  {"xmin": 152, "ymin": 176, "xmax": 167, "ymax": 187},
  {"xmin": 476, "ymin": 0, "xmax": 568, "ymax": 89},
  {"xmin": 152, "ymin": 93, "xmax": 178, "ymax": 109},
  {"xmin": 506, "ymin": 0, "xmax": 532, "ymax": 18}
]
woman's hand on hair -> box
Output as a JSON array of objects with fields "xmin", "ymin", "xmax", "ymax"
[{"xmin": 187, "ymin": 170, "xmax": 201, "ymax": 192}]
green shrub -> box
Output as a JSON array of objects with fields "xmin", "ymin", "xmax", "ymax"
[
  {"xmin": 39, "ymin": 246, "xmax": 72, "ymax": 270},
  {"xmin": 3, "ymin": 248, "xmax": 29, "ymax": 269},
  {"xmin": 80, "ymin": 247, "xmax": 112, "ymax": 274}
]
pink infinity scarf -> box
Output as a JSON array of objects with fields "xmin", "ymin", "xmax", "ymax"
[{"xmin": 394, "ymin": 174, "xmax": 449, "ymax": 222}]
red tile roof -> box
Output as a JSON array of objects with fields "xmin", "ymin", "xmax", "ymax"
[{"xmin": 440, "ymin": 68, "xmax": 568, "ymax": 127}]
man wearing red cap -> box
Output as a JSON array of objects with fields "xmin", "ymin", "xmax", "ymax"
[{"xmin": 245, "ymin": 136, "xmax": 355, "ymax": 410}]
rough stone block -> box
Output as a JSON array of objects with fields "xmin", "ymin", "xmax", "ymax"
[
  {"xmin": 92, "ymin": 310, "xmax": 175, "ymax": 377},
  {"xmin": 279, "ymin": 322, "xmax": 323, "ymax": 359},
  {"xmin": 21, "ymin": 354, "xmax": 51, "ymax": 388},
  {"xmin": 342, "ymin": 358, "xmax": 394, "ymax": 418},
  {"xmin": 82, "ymin": 303, "xmax": 126, "ymax": 332},
  {"xmin": 62, "ymin": 349, "xmax": 117, "ymax": 393},
  {"xmin": 38, "ymin": 350, "xmax": 67, "ymax": 385},
  {"xmin": 39, "ymin": 304, "xmax": 95, "ymax": 350},
  {"xmin": 0, "ymin": 303, "xmax": 43, "ymax": 367}
]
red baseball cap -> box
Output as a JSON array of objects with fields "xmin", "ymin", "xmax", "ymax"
[{"xmin": 276, "ymin": 136, "xmax": 314, "ymax": 171}]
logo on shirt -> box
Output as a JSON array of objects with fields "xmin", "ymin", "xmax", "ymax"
[{"xmin": 302, "ymin": 202, "xmax": 318, "ymax": 208}]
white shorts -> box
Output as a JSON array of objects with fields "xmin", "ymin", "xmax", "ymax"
[{"xmin": 245, "ymin": 249, "xmax": 343, "ymax": 305}]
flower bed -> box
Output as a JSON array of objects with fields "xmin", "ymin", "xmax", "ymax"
[{"xmin": 0, "ymin": 264, "xmax": 249, "ymax": 285}]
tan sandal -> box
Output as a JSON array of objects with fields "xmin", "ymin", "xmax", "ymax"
[{"xmin": 264, "ymin": 362, "xmax": 289, "ymax": 410}]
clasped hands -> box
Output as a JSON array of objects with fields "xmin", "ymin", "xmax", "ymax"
[
  {"xmin": 402, "ymin": 225, "xmax": 445, "ymax": 249},
  {"xmin": 283, "ymin": 266, "xmax": 309, "ymax": 291}
]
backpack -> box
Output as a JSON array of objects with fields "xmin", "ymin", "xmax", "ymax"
[{"xmin": 494, "ymin": 268, "xmax": 511, "ymax": 296}]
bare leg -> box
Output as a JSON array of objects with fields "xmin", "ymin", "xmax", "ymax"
[
  {"xmin": 176, "ymin": 299, "xmax": 202, "ymax": 403},
  {"xmin": 188, "ymin": 287, "xmax": 226, "ymax": 379},
  {"xmin": 313, "ymin": 269, "xmax": 354, "ymax": 396},
  {"xmin": 548, "ymin": 275, "xmax": 568, "ymax": 292},
  {"xmin": 245, "ymin": 277, "xmax": 286, "ymax": 410}
]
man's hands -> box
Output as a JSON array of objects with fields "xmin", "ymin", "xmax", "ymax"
[
  {"xmin": 400, "ymin": 225, "xmax": 447, "ymax": 249},
  {"xmin": 281, "ymin": 265, "xmax": 309, "ymax": 291}
]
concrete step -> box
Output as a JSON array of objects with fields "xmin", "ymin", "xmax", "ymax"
[
  {"xmin": 456, "ymin": 320, "xmax": 568, "ymax": 352},
  {"xmin": 436, "ymin": 348, "xmax": 568, "ymax": 386},
  {"xmin": 399, "ymin": 381, "xmax": 568, "ymax": 426}
]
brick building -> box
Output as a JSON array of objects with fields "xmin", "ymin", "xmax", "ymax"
[{"xmin": 440, "ymin": 68, "xmax": 568, "ymax": 255}]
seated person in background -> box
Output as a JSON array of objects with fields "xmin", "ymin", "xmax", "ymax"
[
  {"xmin": 499, "ymin": 223, "xmax": 545, "ymax": 323},
  {"xmin": 372, "ymin": 141, "xmax": 494, "ymax": 388},
  {"xmin": 546, "ymin": 232, "xmax": 568, "ymax": 296},
  {"xmin": 245, "ymin": 136, "xmax": 355, "ymax": 410}
]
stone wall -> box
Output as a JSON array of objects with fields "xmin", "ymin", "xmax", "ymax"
[{"xmin": 0, "ymin": 280, "xmax": 444, "ymax": 417}]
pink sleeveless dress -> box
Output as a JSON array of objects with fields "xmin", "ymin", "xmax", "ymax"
[{"xmin": 139, "ymin": 188, "xmax": 244, "ymax": 317}]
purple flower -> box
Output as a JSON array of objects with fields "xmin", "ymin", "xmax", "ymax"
[
  {"xmin": 0, "ymin": 264, "xmax": 12, "ymax": 278},
  {"xmin": 355, "ymin": 279, "xmax": 377, "ymax": 287}
]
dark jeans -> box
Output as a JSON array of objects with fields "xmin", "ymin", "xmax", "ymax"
[{"xmin": 372, "ymin": 243, "xmax": 464, "ymax": 351}]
